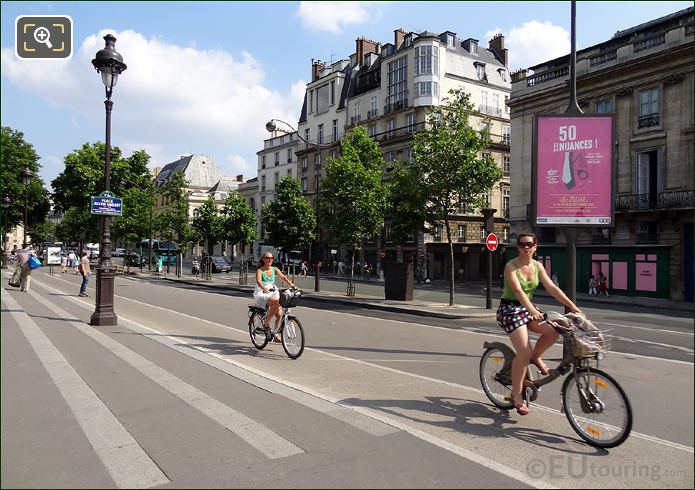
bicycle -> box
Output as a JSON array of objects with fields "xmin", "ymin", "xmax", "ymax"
[
  {"xmin": 479, "ymin": 311, "xmax": 632, "ymax": 448},
  {"xmin": 248, "ymin": 287, "xmax": 305, "ymax": 359}
]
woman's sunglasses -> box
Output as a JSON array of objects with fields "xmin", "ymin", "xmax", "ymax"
[
  {"xmin": 518, "ymin": 241, "xmax": 536, "ymax": 248},
  {"xmin": 264, "ymin": 256, "xmax": 274, "ymax": 260}
]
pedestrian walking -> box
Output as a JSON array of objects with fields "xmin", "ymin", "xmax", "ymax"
[
  {"xmin": 338, "ymin": 259, "xmax": 345, "ymax": 275},
  {"xmin": 192, "ymin": 258, "xmax": 200, "ymax": 279},
  {"xmin": 67, "ymin": 250, "xmax": 76, "ymax": 269},
  {"xmin": 78, "ymin": 251, "xmax": 91, "ymax": 297},
  {"xmin": 300, "ymin": 260, "xmax": 308, "ymax": 277},
  {"xmin": 16, "ymin": 242, "xmax": 36, "ymax": 292},
  {"xmin": 598, "ymin": 271, "xmax": 610, "ymax": 297},
  {"xmin": 588, "ymin": 275, "xmax": 597, "ymax": 296},
  {"xmin": 61, "ymin": 254, "xmax": 67, "ymax": 273}
]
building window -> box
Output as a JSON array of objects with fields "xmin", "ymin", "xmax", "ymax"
[
  {"xmin": 301, "ymin": 177, "xmax": 308, "ymax": 191},
  {"xmin": 332, "ymin": 119, "xmax": 338, "ymax": 142},
  {"xmin": 404, "ymin": 34, "xmax": 412, "ymax": 47},
  {"xmin": 470, "ymin": 40, "xmax": 478, "ymax": 54},
  {"xmin": 639, "ymin": 87, "xmax": 659, "ymax": 128},
  {"xmin": 481, "ymin": 89, "xmax": 488, "ymax": 109},
  {"xmin": 308, "ymin": 90, "xmax": 314, "ymax": 114},
  {"xmin": 330, "ymin": 80, "xmax": 335, "ymax": 105},
  {"xmin": 368, "ymin": 125, "xmax": 377, "ymax": 137},
  {"xmin": 261, "ymin": 175, "xmax": 266, "ymax": 191},
  {"xmin": 317, "ymin": 83, "xmax": 330, "ymax": 114},
  {"xmin": 504, "ymin": 95, "xmax": 509, "ymax": 113},
  {"xmin": 503, "ymin": 187, "xmax": 510, "ymax": 217},
  {"xmin": 274, "ymin": 172, "xmax": 279, "ymax": 189},
  {"xmin": 314, "ymin": 153, "xmax": 321, "ymax": 168},
  {"xmin": 330, "ymin": 150, "xmax": 336, "ymax": 159},
  {"xmin": 415, "ymin": 45, "xmax": 439, "ymax": 75},
  {"xmin": 457, "ymin": 225, "xmax": 466, "ymax": 242},
  {"xmin": 502, "ymin": 125, "xmax": 511, "ymax": 145},
  {"xmin": 387, "ymin": 119, "xmax": 396, "ymax": 137},
  {"xmin": 417, "ymin": 81, "xmax": 438, "ymax": 97},
  {"xmin": 406, "ymin": 113, "xmax": 416, "ymax": 131},
  {"xmin": 475, "ymin": 62, "xmax": 486, "ymax": 81},
  {"xmin": 503, "ymin": 155, "xmax": 510, "ymax": 175},
  {"xmin": 287, "ymin": 168, "xmax": 292, "ymax": 177},
  {"xmin": 387, "ymin": 56, "xmax": 408, "ymax": 106},
  {"xmin": 447, "ymin": 34, "xmax": 455, "ymax": 48},
  {"xmin": 261, "ymin": 155, "xmax": 266, "ymax": 169},
  {"xmin": 493, "ymin": 93, "xmax": 500, "ymax": 113},
  {"xmin": 636, "ymin": 149, "xmax": 660, "ymax": 209},
  {"xmin": 318, "ymin": 124, "xmax": 324, "ymax": 144},
  {"xmin": 274, "ymin": 152, "xmax": 279, "ymax": 166},
  {"xmin": 304, "ymin": 128, "xmax": 310, "ymax": 144},
  {"xmin": 287, "ymin": 148, "xmax": 292, "ymax": 163},
  {"xmin": 595, "ymin": 99, "xmax": 613, "ymax": 114},
  {"xmin": 498, "ymin": 68, "xmax": 506, "ymax": 82},
  {"xmin": 352, "ymin": 101, "xmax": 360, "ymax": 124},
  {"xmin": 302, "ymin": 157, "xmax": 307, "ymax": 170},
  {"xmin": 637, "ymin": 221, "xmax": 658, "ymax": 243},
  {"xmin": 314, "ymin": 176, "xmax": 319, "ymax": 190}
]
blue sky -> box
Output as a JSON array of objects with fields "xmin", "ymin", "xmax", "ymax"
[{"xmin": 2, "ymin": 1, "xmax": 691, "ymax": 190}]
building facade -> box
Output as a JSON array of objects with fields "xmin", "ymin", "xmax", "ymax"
[
  {"xmin": 508, "ymin": 7, "xmax": 693, "ymax": 300},
  {"xmin": 297, "ymin": 28, "xmax": 512, "ymax": 280}
]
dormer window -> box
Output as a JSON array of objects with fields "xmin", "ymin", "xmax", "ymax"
[
  {"xmin": 447, "ymin": 34, "xmax": 455, "ymax": 48},
  {"xmin": 405, "ymin": 34, "xmax": 412, "ymax": 47},
  {"xmin": 470, "ymin": 40, "xmax": 478, "ymax": 54},
  {"xmin": 498, "ymin": 68, "xmax": 506, "ymax": 82},
  {"xmin": 475, "ymin": 62, "xmax": 486, "ymax": 81}
]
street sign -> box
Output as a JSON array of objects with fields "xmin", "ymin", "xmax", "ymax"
[
  {"xmin": 91, "ymin": 191, "xmax": 122, "ymax": 216},
  {"xmin": 485, "ymin": 233, "xmax": 499, "ymax": 252}
]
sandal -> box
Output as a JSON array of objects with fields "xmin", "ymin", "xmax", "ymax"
[
  {"xmin": 512, "ymin": 397, "xmax": 529, "ymax": 416},
  {"xmin": 273, "ymin": 333, "xmax": 282, "ymax": 343},
  {"xmin": 531, "ymin": 358, "xmax": 550, "ymax": 376}
]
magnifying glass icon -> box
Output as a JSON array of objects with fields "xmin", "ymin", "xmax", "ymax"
[{"xmin": 33, "ymin": 27, "xmax": 53, "ymax": 49}]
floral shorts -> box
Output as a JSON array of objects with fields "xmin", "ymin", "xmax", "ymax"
[{"xmin": 496, "ymin": 300, "xmax": 542, "ymax": 335}]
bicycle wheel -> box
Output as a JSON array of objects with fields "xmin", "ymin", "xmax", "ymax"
[
  {"xmin": 479, "ymin": 347, "xmax": 514, "ymax": 409},
  {"xmin": 281, "ymin": 317, "xmax": 305, "ymax": 359},
  {"xmin": 561, "ymin": 368, "xmax": 632, "ymax": 448},
  {"xmin": 249, "ymin": 313, "xmax": 269, "ymax": 350}
]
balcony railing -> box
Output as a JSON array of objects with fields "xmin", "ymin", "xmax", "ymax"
[
  {"xmin": 367, "ymin": 108, "xmax": 378, "ymax": 119},
  {"xmin": 634, "ymin": 33, "xmax": 665, "ymax": 53},
  {"xmin": 615, "ymin": 190, "xmax": 694, "ymax": 211},
  {"xmin": 298, "ymin": 131, "xmax": 345, "ymax": 151},
  {"xmin": 384, "ymin": 97, "xmax": 409, "ymax": 114},
  {"xmin": 479, "ymin": 104, "xmax": 503, "ymax": 117},
  {"xmin": 589, "ymin": 49, "xmax": 617, "ymax": 67},
  {"xmin": 374, "ymin": 122, "xmax": 426, "ymax": 142},
  {"xmin": 638, "ymin": 113, "xmax": 659, "ymax": 128},
  {"xmin": 526, "ymin": 65, "xmax": 569, "ymax": 87}
]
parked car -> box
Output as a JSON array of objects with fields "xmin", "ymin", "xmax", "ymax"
[
  {"xmin": 113, "ymin": 248, "xmax": 126, "ymax": 257},
  {"xmin": 125, "ymin": 252, "xmax": 144, "ymax": 267},
  {"xmin": 210, "ymin": 256, "xmax": 232, "ymax": 273}
]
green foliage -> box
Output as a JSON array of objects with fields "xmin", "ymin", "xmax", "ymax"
[
  {"xmin": 191, "ymin": 195, "xmax": 224, "ymax": 255},
  {"xmin": 112, "ymin": 187, "xmax": 156, "ymax": 246},
  {"xmin": 222, "ymin": 190, "xmax": 257, "ymax": 252},
  {"xmin": 262, "ymin": 177, "xmax": 314, "ymax": 253},
  {"xmin": 318, "ymin": 126, "xmax": 387, "ymax": 250},
  {"xmin": 403, "ymin": 88, "xmax": 503, "ymax": 305},
  {"xmin": 0, "ymin": 126, "xmax": 51, "ymax": 231},
  {"xmin": 386, "ymin": 159, "xmax": 428, "ymax": 244},
  {"xmin": 56, "ymin": 207, "xmax": 99, "ymax": 244},
  {"xmin": 153, "ymin": 171, "xmax": 192, "ymax": 246},
  {"xmin": 28, "ymin": 220, "xmax": 56, "ymax": 244}
]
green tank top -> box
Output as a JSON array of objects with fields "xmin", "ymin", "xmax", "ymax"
[
  {"xmin": 501, "ymin": 259, "xmax": 539, "ymax": 300},
  {"xmin": 260, "ymin": 267, "xmax": 276, "ymax": 283}
]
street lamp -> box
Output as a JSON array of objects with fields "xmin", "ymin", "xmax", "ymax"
[
  {"xmin": 2, "ymin": 196, "xmax": 10, "ymax": 268},
  {"xmin": 20, "ymin": 167, "xmax": 34, "ymax": 246},
  {"xmin": 266, "ymin": 118, "xmax": 329, "ymax": 292},
  {"xmin": 90, "ymin": 34, "xmax": 127, "ymax": 327}
]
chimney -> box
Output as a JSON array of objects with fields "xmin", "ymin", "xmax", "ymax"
[
  {"xmin": 311, "ymin": 58, "xmax": 322, "ymax": 82},
  {"xmin": 356, "ymin": 36, "xmax": 379, "ymax": 67},
  {"xmin": 488, "ymin": 33, "xmax": 509, "ymax": 66},
  {"xmin": 510, "ymin": 68, "xmax": 527, "ymax": 83},
  {"xmin": 236, "ymin": 174, "xmax": 244, "ymax": 182},
  {"xmin": 394, "ymin": 28, "xmax": 407, "ymax": 49}
]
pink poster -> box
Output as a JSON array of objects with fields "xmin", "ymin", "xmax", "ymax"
[
  {"xmin": 636, "ymin": 263, "xmax": 657, "ymax": 291},
  {"xmin": 536, "ymin": 116, "xmax": 613, "ymax": 225},
  {"xmin": 612, "ymin": 262, "xmax": 628, "ymax": 290}
]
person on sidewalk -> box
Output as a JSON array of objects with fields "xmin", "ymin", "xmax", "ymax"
[
  {"xmin": 192, "ymin": 258, "xmax": 200, "ymax": 279},
  {"xmin": 496, "ymin": 233, "xmax": 581, "ymax": 416},
  {"xmin": 78, "ymin": 251, "xmax": 91, "ymax": 297},
  {"xmin": 60, "ymin": 254, "xmax": 68, "ymax": 273},
  {"xmin": 598, "ymin": 271, "xmax": 610, "ymax": 297},
  {"xmin": 253, "ymin": 253, "xmax": 295, "ymax": 342},
  {"xmin": 588, "ymin": 275, "xmax": 597, "ymax": 296},
  {"xmin": 16, "ymin": 243, "xmax": 36, "ymax": 292}
]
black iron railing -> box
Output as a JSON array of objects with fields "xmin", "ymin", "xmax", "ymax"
[
  {"xmin": 615, "ymin": 190, "xmax": 693, "ymax": 211},
  {"xmin": 638, "ymin": 113, "xmax": 659, "ymax": 128}
]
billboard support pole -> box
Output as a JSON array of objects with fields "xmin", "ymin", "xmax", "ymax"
[{"xmin": 562, "ymin": 0, "xmax": 582, "ymax": 310}]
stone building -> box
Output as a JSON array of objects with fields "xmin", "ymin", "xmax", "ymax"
[
  {"xmin": 508, "ymin": 7, "xmax": 693, "ymax": 300},
  {"xmin": 297, "ymin": 28, "xmax": 512, "ymax": 280}
]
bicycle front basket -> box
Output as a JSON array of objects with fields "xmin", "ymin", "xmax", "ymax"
[
  {"xmin": 566, "ymin": 327, "xmax": 610, "ymax": 357},
  {"xmin": 279, "ymin": 288, "xmax": 301, "ymax": 308}
]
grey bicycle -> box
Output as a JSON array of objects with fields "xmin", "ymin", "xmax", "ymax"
[
  {"xmin": 479, "ymin": 311, "xmax": 632, "ymax": 448},
  {"xmin": 248, "ymin": 287, "xmax": 305, "ymax": 359}
]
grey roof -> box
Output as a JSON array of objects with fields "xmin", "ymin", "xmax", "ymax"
[
  {"xmin": 155, "ymin": 154, "xmax": 223, "ymax": 189},
  {"xmin": 209, "ymin": 176, "xmax": 240, "ymax": 194}
]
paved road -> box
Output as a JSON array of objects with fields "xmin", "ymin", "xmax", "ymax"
[{"xmin": 2, "ymin": 269, "xmax": 693, "ymax": 488}]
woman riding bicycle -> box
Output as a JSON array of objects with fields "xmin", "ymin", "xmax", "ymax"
[
  {"xmin": 254, "ymin": 253, "xmax": 295, "ymax": 342},
  {"xmin": 497, "ymin": 233, "xmax": 581, "ymax": 415}
]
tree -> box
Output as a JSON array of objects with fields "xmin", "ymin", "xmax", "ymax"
[
  {"xmin": 153, "ymin": 171, "xmax": 192, "ymax": 249},
  {"xmin": 56, "ymin": 208, "xmax": 99, "ymax": 246},
  {"xmin": 262, "ymin": 177, "xmax": 315, "ymax": 259},
  {"xmin": 191, "ymin": 196, "xmax": 224, "ymax": 256},
  {"xmin": 28, "ymin": 220, "xmax": 56, "ymax": 244},
  {"xmin": 112, "ymin": 187, "xmax": 156, "ymax": 248},
  {"xmin": 0, "ymin": 126, "xmax": 51, "ymax": 235},
  {"xmin": 404, "ymin": 88, "xmax": 503, "ymax": 306},
  {"xmin": 318, "ymin": 126, "xmax": 387, "ymax": 294},
  {"xmin": 221, "ymin": 190, "xmax": 257, "ymax": 261}
]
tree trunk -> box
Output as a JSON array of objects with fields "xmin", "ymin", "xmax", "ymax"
[
  {"xmin": 349, "ymin": 250, "xmax": 356, "ymax": 296},
  {"xmin": 445, "ymin": 216, "xmax": 454, "ymax": 306}
]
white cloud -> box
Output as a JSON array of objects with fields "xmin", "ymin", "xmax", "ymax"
[
  {"xmin": 295, "ymin": 1, "xmax": 382, "ymax": 33},
  {"xmin": 489, "ymin": 20, "xmax": 570, "ymax": 71},
  {"xmin": 1, "ymin": 29, "xmax": 303, "ymax": 176},
  {"xmin": 225, "ymin": 154, "xmax": 253, "ymax": 178}
]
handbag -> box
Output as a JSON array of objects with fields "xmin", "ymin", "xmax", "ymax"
[
  {"xmin": 28, "ymin": 256, "xmax": 42, "ymax": 269},
  {"xmin": 8, "ymin": 267, "xmax": 20, "ymax": 287}
]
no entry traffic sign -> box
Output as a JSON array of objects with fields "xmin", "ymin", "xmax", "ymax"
[{"xmin": 485, "ymin": 233, "xmax": 499, "ymax": 252}]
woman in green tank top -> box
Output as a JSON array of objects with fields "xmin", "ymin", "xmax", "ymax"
[{"xmin": 497, "ymin": 233, "xmax": 581, "ymax": 415}]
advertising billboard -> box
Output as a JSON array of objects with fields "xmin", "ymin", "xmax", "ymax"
[{"xmin": 534, "ymin": 115, "xmax": 613, "ymax": 226}]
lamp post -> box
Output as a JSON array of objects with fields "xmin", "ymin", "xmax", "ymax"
[
  {"xmin": 20, "ymin": 167, "xmax": 34, "ymax": 246},
  {"xmin": 265, "ymin": 119, "xmax": 331, "ymax": 292},
  {"xmin": 2, "ymin": 196, "xmax": 10, "ymax": 268},
  {"xmin": 89, "ymin": 34, "xmax": 127, "ymax": 327}
]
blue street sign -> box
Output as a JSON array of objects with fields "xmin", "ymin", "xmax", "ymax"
[{"xmin": 91, "ymin": 192, "xmax": 122, "ymax": 216}]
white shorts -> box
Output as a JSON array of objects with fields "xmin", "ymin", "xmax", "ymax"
[{"xmin": 253, "ymin": 286, "xmax": 279, "ymax": 310}]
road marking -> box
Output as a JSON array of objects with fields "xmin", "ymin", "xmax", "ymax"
[
  {"xmin": 1, "ymin": 288, "xmax": 170, "ymax": 489},
  {"xmin": 29, "ymin": 275, "xmax": 695, "ymax": 455},
  {"xmin": 599, "ymin": 321, "xmax": 694, "ymax": 336},
  {"xmin": 18, "ymin": 285, "xmax": 304, "ymax": 460}
]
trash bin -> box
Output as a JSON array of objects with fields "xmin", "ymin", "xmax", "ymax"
[{"xmin": 383, "ymin": 261, "xmax": 414, "ymax": 301}]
